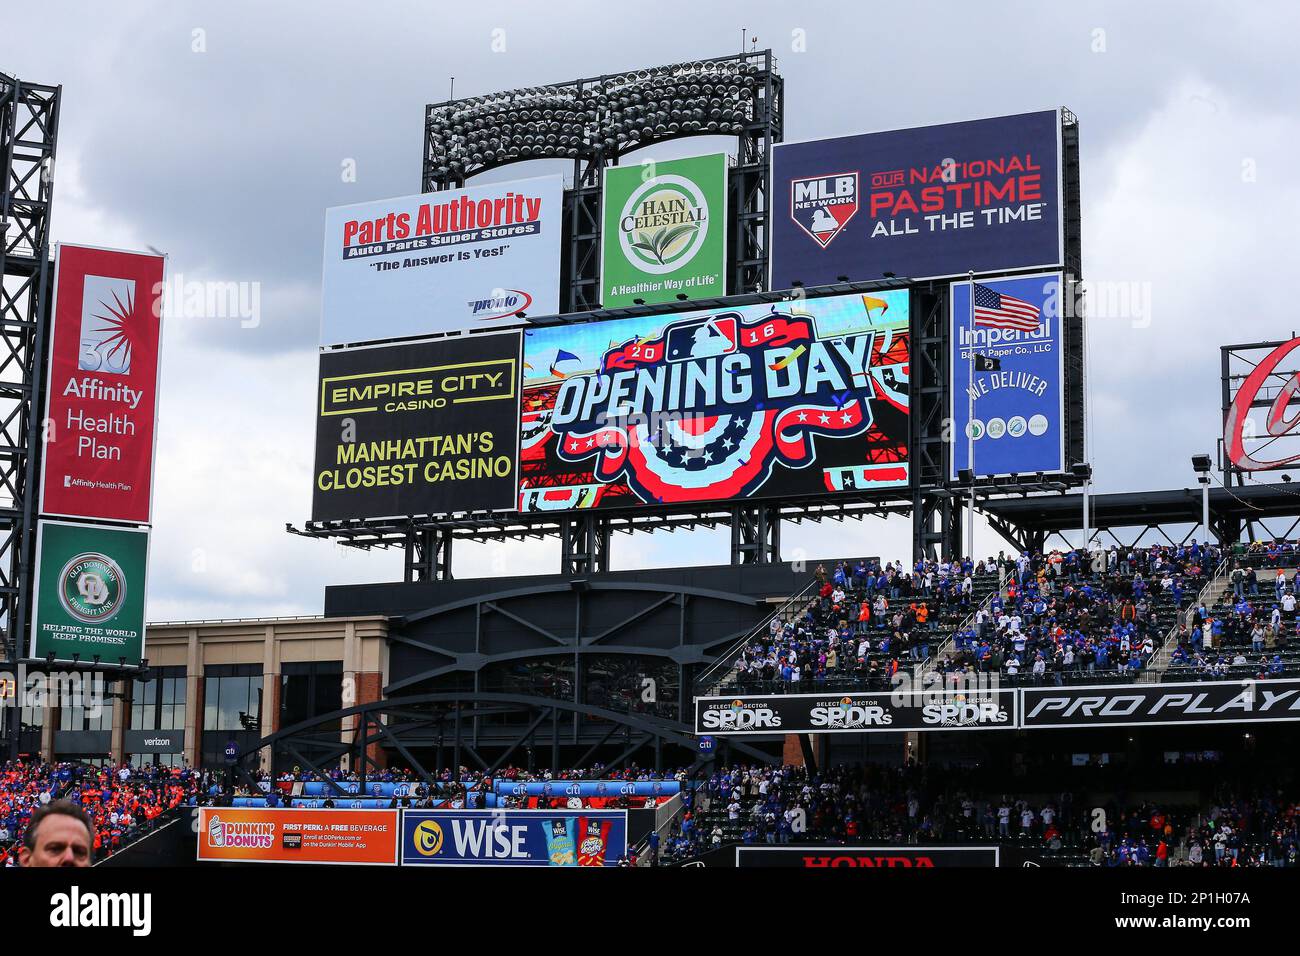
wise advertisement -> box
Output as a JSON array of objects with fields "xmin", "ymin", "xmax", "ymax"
[
  {"xmin": 320, "ymin": 175, "xmax": 563, "ymax": 344},
  {"xmin": 518, "ymin": 291, "xmax": 910, "ymax": 513},
  {"xmin": 402, "ymin": 809, "xmax": 628, "ymax": 866},
  {"xmin": 40, "ymin": 243, "xmax": 165, "ymax": 524},
  {"xmin": 197, "ymin": 808, "xmax": 400, "ymax": 865},
  {"xmin": 311, "ymin": 331, "xmax": 522, "ymax": 521},
  {"xmin": 600, "ymin": 153, "xmax": 727, "ymax": 308},
  {"xmin": 29, "ymin": 520, "xmax": 149, "ymax": 665},
  {"xmin": 770, "ymin": 110, "xmax": 1063, "ymax": 289},
  {"xmin": 949, "ymin": 272, "xmax": 1064, "ymax": 479}
]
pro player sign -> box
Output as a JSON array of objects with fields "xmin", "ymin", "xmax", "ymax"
[
  {"xmin": 30, "ymin": 519, "xmax": 149, "ymax": 665},
  {"xmin": 40, "ymin": 243, "xmax": 165, "ymax": 524}
]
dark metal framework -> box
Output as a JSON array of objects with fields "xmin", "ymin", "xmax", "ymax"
[{"xmin": 0, "ymin": 75, "xmax": 59, "ymax": 757}]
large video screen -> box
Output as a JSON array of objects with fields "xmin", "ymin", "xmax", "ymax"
[
  {"xmin": 770, "ymin": 110, "xmax": 1063, "ymax": 288},
  {"xmin": 518, "ymin": 291, "xmax": 909, "ymax": 512}
]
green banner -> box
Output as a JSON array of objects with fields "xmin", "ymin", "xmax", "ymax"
[
  {"xmin": 30, "ymin": 520, "xmax": 149, "ymax": 665},
  {"xmin": 600, "ymin": 153, "xmax": 727, "ymax": 308}
]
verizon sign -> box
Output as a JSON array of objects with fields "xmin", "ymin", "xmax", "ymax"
[
  {"xmin": 1224, "ymin": 336, "xmax": 1300, "ymax": 471},
  {"xmin": 1021, "ymin": 679, "xmax": 1300, "ymax": 729}
]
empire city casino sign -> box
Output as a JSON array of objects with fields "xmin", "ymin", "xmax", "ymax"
[{"xmin": 519, "ymin": 291, "xmax": 910, "ymax": 511}]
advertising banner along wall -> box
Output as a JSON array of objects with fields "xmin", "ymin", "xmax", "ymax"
[
  {"xmin": 30, "ymin": 520, "xmax": 149, "ymax": 665},
  {"xmin": 770, "ymin": 110, "xmax": 1063, "ymax": 289},
  {"xmin": 319, "ymin": 175, "xmax": 564, "ymax": 345},
  {"xmin": 694, "ymin": 688, "xmax": 1017, "ymax": 735},
  {"xmin": 519, "ymin": 291, "xmax": 910, "ymax": 513},
  {"xmin": 735, "ymin": 846, "xmax": 1000, "ymax": 867},
  {"xmin": 401, "ymin": 809, "xmax": 628, "ymax": 866},
  {"xmin": 600, "ymin": 153, "xmax": 727, "ymax": 309},
  {"xmin": 1021, "ymin": 679, "xmax": 1300, "ymax": 730},
  {"xmin": 949, "ymin": 271, "xmax": 1065, "ymax": 478},
  {"xmin": 197, "ymin": 807, "xmax": 400, "ymax": 865},
  {"xmin": 41, "ymin": 243, "xmax": 165, "ymax": 524},
  {"xmin": 311, "ymin": 331, "xmax": 522, "ymax": 521}
]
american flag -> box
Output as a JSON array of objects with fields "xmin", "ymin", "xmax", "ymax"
[{"xmin": 973, "ymin": 283, "xmax": 1040, "ymax": 332}]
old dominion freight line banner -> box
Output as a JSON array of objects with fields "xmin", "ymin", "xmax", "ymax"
[
  {"xmin": 402, "ymin": 809, "xmax": 628, "ymax": 866},
  {"xmin": 312, "ymin": 331, "xmax": 522, "ymax": 521},
  {"xmin": 30, "ymin": 520, "xmax": 149, "ymax": 665},
  {"xmin": 600, "ymin": 153, "xmax": 727, "ymax": 309},
  {"xmin": 519, "ymin": 290, "xmax": 910, "ymax": 512}
]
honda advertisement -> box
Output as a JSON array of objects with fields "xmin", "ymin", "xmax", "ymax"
[
  {"xmin": 949, "ymin": 272, "xmax": 1065, "ymax": 478},
  {"xmin": 694, "ymin": 688, "xmax": 1017, "ymax": 735},
  {"xmin": 401, "ymin": 809, "xmax": 628, "ymax": 866},
  {"xmin": 320, "ymin": 175, "xmax": 563, "ymax": 345},
  {"xmin": 40, "ymin": 243, "xmax": 165, "ymax": 524},
  {"xmin": 1021, "ymin": 679, "xmax": 1300, "ymax": 730},
  {"xmin": 518, "ymin": 291, "xmax": 910, "ymax": 513},
  {"xmin": 736, "ymin": 846, "xmax": 1000, "ymax": 867},
  {"xmin": 311, "ymin": 331, "xmax": 522, "ymax": 521},
  {"xmin": 770, "ymin": 110, "xmax": 1063, "ymax": 289}
]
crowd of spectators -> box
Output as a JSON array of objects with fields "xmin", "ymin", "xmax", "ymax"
[
  {"xmin": 653, "ymin": 762, "xmax": 1300, "ymax": 867},
  {"xmin": 0, "ymin": 759, "xmax": 199, "ymax": 866}
]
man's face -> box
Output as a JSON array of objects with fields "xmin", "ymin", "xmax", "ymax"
[{"xmin": 18, "ymin": 815, "xmax": 92, "ymax": 867}]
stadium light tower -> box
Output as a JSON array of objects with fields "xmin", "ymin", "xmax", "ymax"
[{"xmin": 1192, "ymin": 453, "xmax": 1213, "ymax": 543}]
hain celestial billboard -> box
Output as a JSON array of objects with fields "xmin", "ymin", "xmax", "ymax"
[
  {"xmin": 518, "ymin": 291, "xmax": 910, "ymax": 512},
  {"xmin": 770, "ymin": 110, "xmax": 1063, "ymax": 289},
  {"xmin": 600, "ymin": 153, "xmax": 727, "ymax": 308},
  {"xmin": 312, "ymin": 331, "xmax": 522, "ymax": 521},
  {"xmin": 30, "ymin": 519, "xmax": 150, "ymax": 665},
  {"xmin": 40, "ymin": 243, "xmax": 166, "ymax": 524},
  {"xmin": 319, "ymin": 175, "xmax": 563, "ymax": 345},
  {"xmin": 949, "ymin": 272, "xmax": 1064, "ymax": 479}
]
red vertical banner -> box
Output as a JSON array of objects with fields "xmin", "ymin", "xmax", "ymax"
[{"xmin": 40, "ymin": 244, "xmax": 165, "ymax": 524}]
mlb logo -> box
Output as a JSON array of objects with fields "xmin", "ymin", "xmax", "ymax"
[
  {"xmin": 664, "ymin": 315, "xmax": 738, "ymax": 362},
  {"xmin": 790, "ymin": 173, "xmax": 859, "ymax": 248}
]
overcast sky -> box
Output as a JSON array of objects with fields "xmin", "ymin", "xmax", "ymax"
[{"xmin": 5, "ymin": 1, "xmax": 1296, "ymax": 621}]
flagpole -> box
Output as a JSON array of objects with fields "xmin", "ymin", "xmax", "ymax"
[{"xmin": 967, "ymin": 269, "xmax": 975, "ymax": 563}]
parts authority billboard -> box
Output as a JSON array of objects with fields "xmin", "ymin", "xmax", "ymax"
[
  {"xmin": 311, "ymin": 331, "xmax": 522, "ymax": 521},
  {"xmin": 770, "ymin": 110, "xmax": 1063, "ymax": 289},
  {"xmin": 40, "ymin": 243, "xmax": 166, "ymax": 524},
  {"xmin": 600, "ymin": 153, "xmax": 727, "ymax": 308},
  {"xmin": 401, "ymin": 809, "xmax": 628, "ymax": 866},
  {"xmin": 518, "ymin": 291, "xmax": 909, "ymax": 513},
  {"xmin": 950, "ymin": 271, "xmax": 1064, "ymax": 478},
  {"xmin": 29, "ymin": 520, "xmax": 150, "ymax": 665},
  {"xmin": 320, "ymin": 175, "xmax": 563, "ymax": 344}
]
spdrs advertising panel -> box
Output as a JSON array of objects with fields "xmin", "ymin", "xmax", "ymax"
[
  {"xmin": 40, "ymin": 243, "xmax": 165, "ymax": 524},
  {"xmin": 950, "ymin": 272, "xmax": 1064, "ymax": 478},
  {"xmin": 770, "ymin": 110, "xmax": 1062, "ymax": 289},
  {"xmin": 519, "ymin": 291, "xmax": 909, "ymax": 513},
  {"xmin": 694, "ymin": 688, "xmax": 1017, "ymax": 735},
  {"xmin": 600, "ymin": 153, "xmax": 727, "ymax": 308},
  {"xmin": 320, "ymin": 175, "xmax": 563, "ymax": 344},
  {"xmin": 311, "ymin": 331, "xmax": 521, "ymax": 521},
  {"xmin": 402, "ymin": 809, "xmax": 628, "ymax": 866},
  {"xmin": 30, "ymin": 520, "xmax": 149, "ymax": 666},
  {"xmin": 196, "ymin": 808, "xmax": 399, "ymax": 865}
]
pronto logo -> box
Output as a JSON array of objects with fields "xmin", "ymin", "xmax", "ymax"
[
  {"xmin": 412, "ymin": 819, "xmax": 444, "ymax": 856},
  {"xmin": 57, "ymin": 552, "xmax": 126, "ymax": 625},
  {"xmin": 468, "ymin": 289, "xmax": 533, "ymax": 321},
  {"xmin": 618, "ymin": 174, "xmax": 710, "ymax": 274}
]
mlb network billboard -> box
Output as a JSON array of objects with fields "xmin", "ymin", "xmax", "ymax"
[
  {"xmin": 950, "ymin": 272, "xmax": 1065, "ymax": 478},
  {"xmin": 402, "ymin": 809, "xmax": 628, "ymax": 866},
  {"xmin": 319, "ymin": 175, "xmax": 563, "ymax": 344},
  {"xmin": 518, "ymin": 291, "xmax": 910, "ymax": 513},
  {"xmin": 770, "ymin": 110, "xmax": 1063, "ymax": 289}
]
